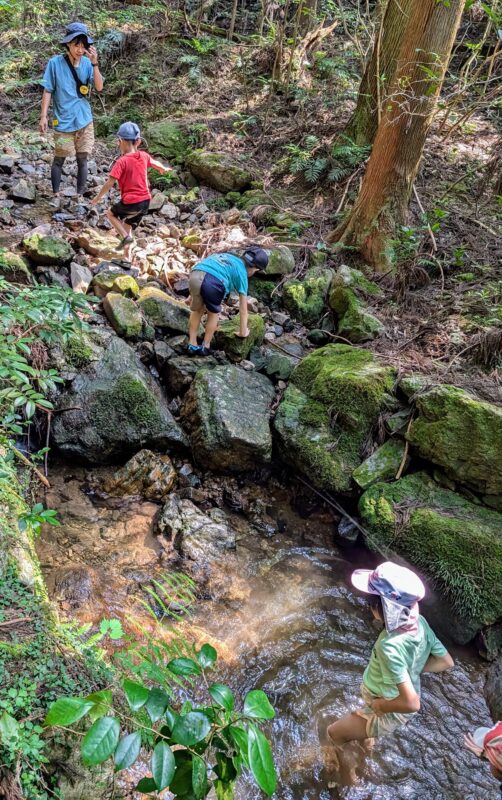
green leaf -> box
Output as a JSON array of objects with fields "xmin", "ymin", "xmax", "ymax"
[
  {"xmin": 192, "ymin": 754, "xmax": 207, "ymax": 798},
  {"xmin": 85, "ymin": 690, "xmax": 112, "ymax": 723},
  {"xmin": 243, "ymin": 690, "xmax": 275, "ymax": 720},
  {"xmin": 146, "ymin": 688, "xmax": 170, "ymax": 722},
  {"xmin": 135, "ymin": 777, "xmax": 157, "ymax": 794},
  {"xmin": 170, "ymin": 753, "xmax": 193, "ymax": 794},
  {"xmin": 114, "ymin": 731, "xmax": 141, "ymax": 771},
  {"xmin": 0, "ymin": 711, "xmax": 19, "ymax": 741},
  {"xmin": 228, "ymin": 725, "xmax": 249, "ymax": 766},
  {"xmin": 81, "ymin": 716, "xmax": 120, "ymax": 767},
  {"xmin": 215, "ymin": 752, "xmax": 237, "ymax": 782},
  {"xmin": 215, "ymin": 779, "xmax": 236, "ymax": 800},
  {"xmin": 123, "ymin": 679, "xmax": 149, "ymax": 711},
  {"xmin": 248, "ymin": 723, "xmax": 276, "ymax": 796},
  {"xmin": 165, "ymin": 706, "xmax": 179, "ymax": 729},
  {"xmin": 151, "ymin": 740, "xmax": 175, "ymax": 790},
  {"xmin": 25, "ymin": 400, "xmax": 35, "ymax": 419},
  {"xmin": 44, "ymin": 697, "xmax": 94, "ymax": 727},
  {"xmin": 208, "ymin": 683, "xmax": 234, "ymax": 712},
  {"xmin": 197, "ymin": 643, "xmax": 217, "ymax": 669},
  {"xmin": 172, "ymin": 712, "xmax": 211, "ymax": 746},
  {"xmin": 167, "ymin": 657, "xmax": 201, "ymax": 677}
]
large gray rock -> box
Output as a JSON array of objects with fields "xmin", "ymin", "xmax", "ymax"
[
  {"xmin": 164, "ymin": 354, "xmax": 219, "ymax": 395},
  {"xmin": 10, "ymin": 178, "xmax": 36, "ymax": 202},
  {"xmin": 137, "ymin": 285, "xmax": 191, "ymax": 333},
  {"xmin": 23, "ymin": 234, "xmax": 73, "ymax": 266},
  {"xmin": 485, "ymin": 657, "xmax": 502, "ymax": 721},
  {"xmin": 182, "ymin": 365, "xmax": 275, "ymax": 471},
  {"xmin": 158, "ymin": 494, "xmax": 236, "ymax": 562},
  {"xmin": 52, "ymin": 332, "xmax": 187, "ymax": 463},
  {"xmin": 186, "ymin": 150, "xmax": 253, "ymax": 192}
]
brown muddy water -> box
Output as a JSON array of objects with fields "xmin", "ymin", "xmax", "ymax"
[{"xmin": 38, "ymin": 465, "xmax": 498, "ymax": 800}]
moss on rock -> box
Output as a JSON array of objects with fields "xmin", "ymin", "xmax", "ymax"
[
  {"xmin": 358, "ymin": 472, "xmax": 502, "ymax": 643},
  {"xmin": 146, "ymin": 119, "xmax": 190, "ymax": 163},
  {"xmin": 213, "ymin": 313, "xmax": 265, "ymax": 361},
  {"xmin": 22, "ymin": 234, "xmax": 73, "ymax": 266},
  {"xmin": 0, "ymin": 248, "xmax": 32, "ymax": 282},
  {"xmin": 186, "ymin": 150, "xmax": 253, "ymax": 192},
  {"xmin": 407, "ymin": 384, "xmax": 502, "ymax": 497},
  {"xmin": 329, "ymin": 266, "xmax": 383, "ymax": 343},
  {"xmin": 274, "ymin": 345, "xmax": 396, "ymax": 492},
  {"xmin": 352, "ymin": 439, "xmax": 407, "ymax": 489},
  {"xmin": 283, "ymin": 266, "xmax": 335, "ymax": 326},
  {"xmin": 62, "ymin": 333, "xmax": 96, "ymax": 369},
  {"xmin": 92, "ymin": 270, "xmax": 139, "ymax": 299},
  {"xmin": 137, "ymin": 285, "xmax": 191, "ymax": 333},
  {"xmin": 264, "ymin": 246, "xmax": 295, "ymax": 277},
  {"xmin": 102, "ymin": 292, "xmax": 143, "ymax": 338}
]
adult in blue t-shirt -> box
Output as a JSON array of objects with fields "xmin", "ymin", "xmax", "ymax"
[
  {"xmin": 40, "ymin": 22, "xmax": 104, "ymax": 196},
  {"xmin": 188, "ymin": 247, "xmax": 269, "ymax": 356}
]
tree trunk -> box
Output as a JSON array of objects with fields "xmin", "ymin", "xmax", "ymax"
[
  {"xmin": 345, "ymin": 0, "xmax": 414, "ymax": 146},
  {"xmin": 328, "ymin": 0, "xmax": 464, "ymax": 271},
  {"xmin": 299, "ymin": 0, "xmax": 318, "ymax": 35}
]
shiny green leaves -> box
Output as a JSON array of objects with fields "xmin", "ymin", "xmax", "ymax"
[
  {"xmin": 247, "ymin": 723, "xmax": 276, "ymax": 796},
  {"xmin": 44, "ymin": 697, "xmax": 93, "ymax": 727},
  {"xmin": 243, "ymin": 690, "xmax": 275, "ymax": 720},
  {"xmin": 172, "ymin": 711, "xmax": 212, "ymax": 747},
  {"xmin": 81, "ymin": 717, "xmax": 120, "ymax": 767}
]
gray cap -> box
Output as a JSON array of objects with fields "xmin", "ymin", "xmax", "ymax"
[
  {"xmin": 60, "ymin": 22, "xmax": 94, "ymax": 45},
  {"xmin": 116, "ymin": 122, "xmax": 141, "ymax": 141}
]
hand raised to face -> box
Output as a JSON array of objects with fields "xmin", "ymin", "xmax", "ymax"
[{"xmin": 85, "ymin": 45, "xmax": 98, "ymax": 65}]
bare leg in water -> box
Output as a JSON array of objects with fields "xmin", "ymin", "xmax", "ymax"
[{"xmin": 325, "ymin": 712, "xmax": 370, "ymax": 787}]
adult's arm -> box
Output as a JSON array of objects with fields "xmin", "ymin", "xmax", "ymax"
[
  {"xmin": 40, "ymin": 90, "xmax": 51, "ymax": 133},
  {"xmin": 421, "ymin": 652, "xmax": 454, "ymax": 673},
  {"xmin": 370, "ymin": 679, "xmax": 421, "ymax": 716},
  {"xmin": 86, "ymin": 46, "xmax": 103, "ymax": 92}
]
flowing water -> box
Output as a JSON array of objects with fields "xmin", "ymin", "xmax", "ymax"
[{"xmin": 38, "ymin": 466, "xmax": 498, "ymax": 800}]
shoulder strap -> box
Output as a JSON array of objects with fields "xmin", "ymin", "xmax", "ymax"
[{"xmin": 63, "ymin": 55, "xmax": 90, "ymax": 95}]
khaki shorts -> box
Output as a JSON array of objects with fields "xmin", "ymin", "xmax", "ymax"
[
  {"xmin": 54, "ymin": 122, "xmax": 94, "ymax": 157},
  {"xmin": 355, "ymin": 684, "xmax": 416, "ymax": 738}
]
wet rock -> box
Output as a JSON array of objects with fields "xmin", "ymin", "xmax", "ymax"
[
  {"xmin": 352, "ymin": 439, "xmax": 408, "ymax": 489},
  {"xmin": 146, "ymin": 119, "xmax": 190, "ymax": 161},
  {"xmin": 157, "ymin": 494, "xmax": 236, "ymax": 563},
  {"xmin": 52, "ymin": 331, "xmax": 187, "ymax": 463},
  {"xmin": 102, "ymin": 292, "xmax": 143, "ymax": 338},
  {"xmin": 77, "ymin": 228, "xmax": 120, "ymax": 258},
  {"xmin": 164, "ymin": 354, "xmax": 219, "ymax": 395},
  {"xmin": 23, "ymin": 233, "xmax": 73, "ymax": 266},
  {"xmin": 70, "ymin": 262, "xmax": 92, "ymax": 293},
  {"xmin": 92, "ymin": 270, "xmax": 139, "ymax": 298},
  {"xmin": 138, "ymin": 285, "xmax": 191, "ymax": 333},
  {"xmin": 329, "ymin": 265, "xmax": 384, "ymax": 343},
  {"xmin": 359, "ymin": 471, "xmax": 502, "ymax": 646},
  {"xmin": 182, "ymin": 365, "xmax": 275, "ymax": 471},
  {"xmin": 0, "ymin": 248, "xmax": 32, "ymax": 282},
  {"xmin": 274, "ymin": 345, "xmax": 395, "ymax": 493},
  {"xmin": 213, "ymin": 313, "xmax": 265, "ymax": 362},
  {"xmin": 485, "ymin": 656, "xmax": 502, "ymax": 720},
  {"xmin": 337, "ymin": 517, "xmax": 360, "ymax": 543},
  {"xmin": 307, "ymin": 328, "xmax": 331, "ymax": 346},
  {"xmin": 0, "ymin": 155, "xmax": 14, "ymax": 173},
  {"xmin": 283, "ymin": 266, "xmax": 335, "ymax": 326},
  {"xmin": 53, "ymin": 564, "xmax": 94, "ymax": 609},
  {"xmin": 186, "ymin": 150, "xmax": 253, "ymax": 192},
  {"xmin": 407, "ymin": 384, "xmax": 502, "ymax": 501},
  {"xmin": 10, "ymin": 178, "xmax": 36, "ymax": 202},
  {"xmin": 264, "ymin": 245, "xmax": 295, "ymax": 277},
  {"xmin": 102, "ymin": 449, "xmax": 176, "ymax": 501}
]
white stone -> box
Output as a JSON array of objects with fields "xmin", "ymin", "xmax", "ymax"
[{"xmin": 70, "ymin": 262, "xmax": 92, "ymax": 294}]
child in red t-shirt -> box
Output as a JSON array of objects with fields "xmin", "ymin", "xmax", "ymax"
[{"xmin": 91, "ymin": 121, "xmax": 172, "ymax": 259}]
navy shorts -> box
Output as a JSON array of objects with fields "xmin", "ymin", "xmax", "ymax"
[
  {"xmin": 111, "ymin": 198, "xmax": 150, "ymax": 227},
  {"xmin": 189, "ymin": 270, "xmax": 226, "ymax": 313}
]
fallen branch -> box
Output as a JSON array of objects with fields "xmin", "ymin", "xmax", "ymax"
[
  {"xmin": 11, "ymin": 446, "xmax": 50, "ymax": 489},
  {"xmin": 0, "ymin": 617, "xmax": 32, "ymax": 627}
]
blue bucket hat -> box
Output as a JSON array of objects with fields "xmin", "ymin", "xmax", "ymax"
[
  {"xmin": 60, "ymin": 22, "xmax": 94, "ymax": 45},
  {"xmin": 116, "ymin": 122, "xmax": 142, "ymax": 141}
]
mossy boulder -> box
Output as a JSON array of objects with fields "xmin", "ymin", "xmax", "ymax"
[
  {"xmin": 22, "ymin": 234, "xmax": 73, "ymax": 266},
  {"xmin": 358, "ymin": 472, "xmax": 502, "ymax": 645},
  {"xmin": 352, "ymin": 439, "xmax": 408, "ymax": 489},
  {"xmin": 273, "ymin": 345, "xmax": 396, "ymax": 493},
  {"xmin": 329, "ymin": 265, "xmax": 384, "ymax": 343},
  {"xmin": 213, "ymin": 314, "xmax": 265, "ymax": 361},
  {"xmin": 0, "ymin": 248, "xmax": 32, "ymax": 282},
  {"xmin": 92, "ymin": 270, "xmax": 139, "ymax": 299},
  {"xmin": 248, "ymin": 277, "xmax": 277, "ymax": 304},
  {"xmin": 146, "ymin": 119, "xmax": 190, "ymax": 163},
  {"xmin": 235, "ymin": 188, "xmax": 288, "ymax": 224},
  {"xmin": 62, "ymin": 332, "xmax": 98, "ymax": 370},
  {"xmin": 186, "ymin": 150, "xmax": 253, "ymax": 192},
  {"xmin": 407, "ymin": 385, "xmax": 502, "ymax": 501},
  {"xmin": 52, "ymin": 333, "xmax": 187, "ymax": 463},
  {"xmin": 102, "ymin": 293, "xmax": 143, "ymax": 338},
  {"xmin": 137, "ymin": 286, "xmax": 191, "ymax": 333},
  {"xmin": 182, "ymin": 365, "xmax": 275, "ymax": 471},
  {"xmin": 264, "ymin": 246, "xmax": 295, "ymax": 277},
  {"xmin": 283, "ymin": 266, "xmax": 335, "ymax": 326}
]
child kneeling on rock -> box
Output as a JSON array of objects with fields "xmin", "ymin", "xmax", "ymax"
[
  {"xmin": 188, "ymin": 246, "xmax": 269, "ymax": 356},
  {"xmin": 91, "ymin": 121, "xmax": 173, "ymax": 260}
]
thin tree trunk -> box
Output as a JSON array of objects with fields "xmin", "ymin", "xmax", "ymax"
[
  {"xmin": 299, "ymin": 0, "xmax": 318, "ymax": 35},
  {"xmin": 228, "ymin": 0, "xmax": 239, "ymax": 40},
  {"xmin": 328, "ymin": 0, "xmax": 464, "ymax": 271},
  {"xmin": 345, "ymin": 0, "xmax": 414, "ymax": 146}
]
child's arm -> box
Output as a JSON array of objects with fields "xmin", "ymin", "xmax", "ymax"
[
  {"xmin": 91, "ymin": 176, "xmax": 117, "ymax": 206},
  {"xmin": 149, "ymin": 158, "xmax": 173, "ymax": 175},
  {"xmin": 370, "ymin": 680, "xmax": 421, "ymax": 716},
  {"xmin": 421, "ymin": 652, "xmax": 454, "ymax": 673},
  {"xmin": 236, "ymin": 294, "xmax": 250, "ymax": 338}
]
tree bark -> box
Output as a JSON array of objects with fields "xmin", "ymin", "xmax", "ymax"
[
  {"xmin": 345, "ymin": 0, "xmax": 414, "ymax": 146},
  {"xmin": 328, "ymin": 0, "xmax": 464, "ymax": 271}
]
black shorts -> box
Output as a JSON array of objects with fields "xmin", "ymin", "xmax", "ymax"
[
  {"xmin": 111, "ymin": 199, "xmax": 150, "ymax": 227},
  {"xmin": 189, "ymin": 270, "xmax": 226, "ymax": 313}
]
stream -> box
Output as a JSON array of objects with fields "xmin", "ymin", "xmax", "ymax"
[{"xmin": 37, "ymin": 464, "xmax": 498, "ymax": 800}]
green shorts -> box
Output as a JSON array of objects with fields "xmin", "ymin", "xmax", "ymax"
[{"xmin": 355, "ymin": 684, "xmax": 417, "ymax": 738}]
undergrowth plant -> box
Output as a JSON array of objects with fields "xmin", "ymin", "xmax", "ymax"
[{"xmin": 282, "ymin": 135, "xmax": 370, "ymax": 185}]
